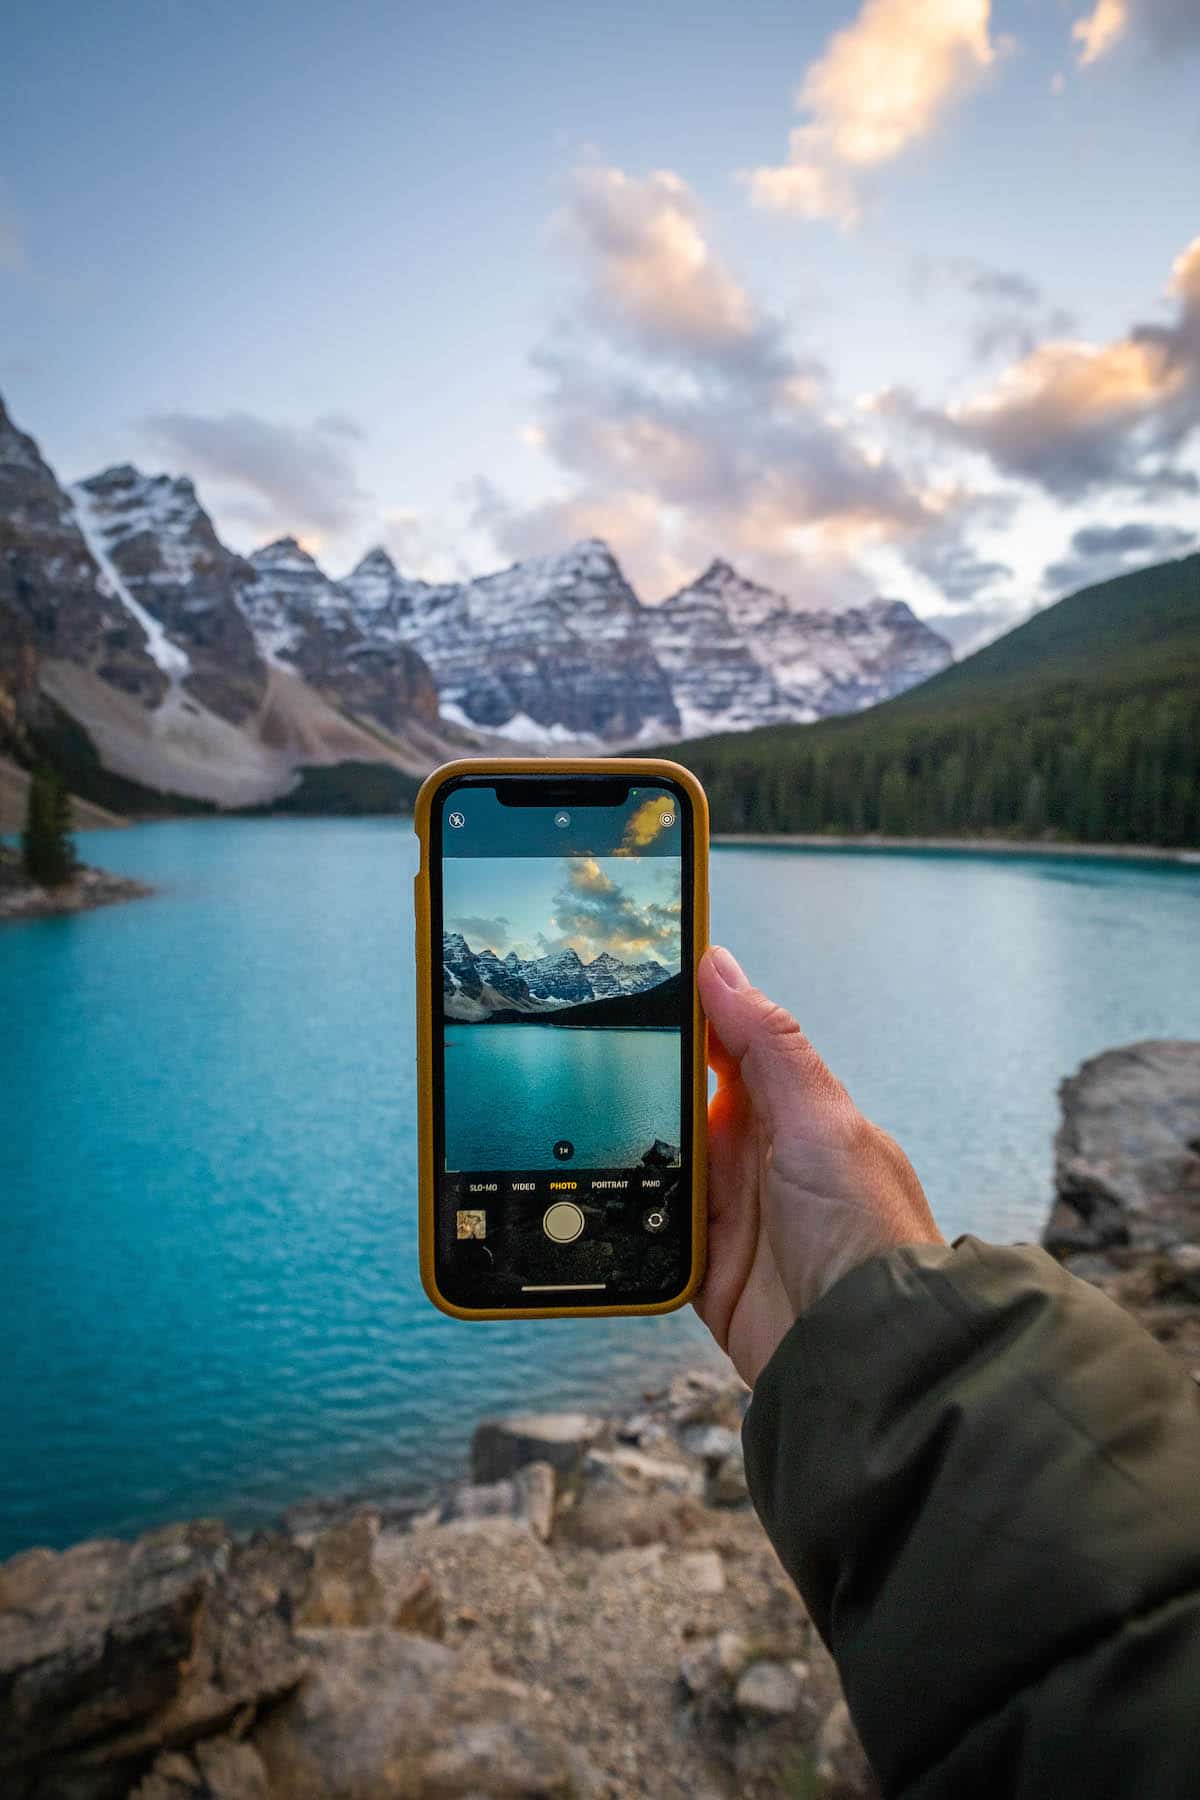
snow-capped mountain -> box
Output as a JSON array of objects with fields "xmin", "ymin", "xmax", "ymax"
[
  {"xmin": 643, "ymin": 566, "xmax": 791, "ymax": 736},
  {"xmin": 0, "ymin": 401, "xmax": 165, "ymax": 724},
  {"xmin": 659, "ymin": 561, "xmax": 953, "ymax": 727},
  {"xmin": 336, "ymin": 542, "xmax": 951, "ymax": 746},
  {"xmin": 240, "ymin": 537, "xmax": 440, "ymax": 736},
  {"xmin": 0, "ymin": 393, "xmax": 459, "ymax": 809},
  {"xmin": 443, "ymin": 931, "xmax": 671, "ymax": 1021},
  {"xmin": 340, "ymin": 539, "xmax": 680, "ymax": 746},
  {"xmin": 241, "ymin": 537, "xmax": 358, "ymax": 668},
  {"xmin": 2, "ymin": 384, "xmax": 957, "ymax": 813},
  {"xmin": 71, "ymin": 464, "xmax": 267, "ymax": 725}
]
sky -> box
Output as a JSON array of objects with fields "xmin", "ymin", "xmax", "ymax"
[
  {"xmin": 444, "ymin": 856, "xmax": 683, "ymax": 968},
  {"xmin": 3, "ymin": 0, "xmax": 1199, "ymax": 648}
]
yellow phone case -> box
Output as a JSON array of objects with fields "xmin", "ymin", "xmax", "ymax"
[{"xmin": 414, "ymin": 757, "xmax": 709, "ymax": 1321}]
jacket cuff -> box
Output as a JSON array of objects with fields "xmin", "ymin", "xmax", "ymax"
[{"xmin": 741, "ymin": 1236, "xmax": 1200, "ymax": 1793}]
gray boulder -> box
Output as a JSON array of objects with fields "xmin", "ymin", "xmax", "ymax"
[
  {"xmin": 252, "ymin": 1627, "xmax": 452, "ymax": 1798},
  {"xmin": 1046, "ymin": 1041, "xmax": 1200, "ymax": 1255},
  {"xmin": 470, "ymin": 1412, "xmax": 605, "ymax": 1489},
  {"xmin": 435, "ymin": 1460, "xmax": 556, "ymax": 1542},
  {"xmin": 296, "ymin": 1510, "xmax": 386, "ymax": 1628},
  {"xmin": 253, "ymin": 1627, "xmax": 580, "ymax": 1799},
  {"xmin": 0, "ymin": 1522, "xmax": 307, "ymax": 1790}
]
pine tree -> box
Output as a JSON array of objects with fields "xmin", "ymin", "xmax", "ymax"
[{"xmin": 22, "ymin": 767, "xmax": 76, "ymax": 887}]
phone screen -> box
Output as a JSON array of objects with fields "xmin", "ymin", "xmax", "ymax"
[{"xmin": 430, "ymin": 774, "xmax": 694, "ymax": 1311}]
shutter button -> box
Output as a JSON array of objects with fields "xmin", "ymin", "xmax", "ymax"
[{"xmin": 543, "ymin": 1202, "xmax": 585, "ymax": 1244}]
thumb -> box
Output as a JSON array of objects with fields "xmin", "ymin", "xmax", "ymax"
[{"xmin": 698, "ymin": 945, "xmax": 848, "ymax": 1138}]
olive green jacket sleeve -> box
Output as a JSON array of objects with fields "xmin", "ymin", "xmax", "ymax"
[{"xmin": 742, "ymin": 1236, "xmax": 1200, "ymax": 1799}]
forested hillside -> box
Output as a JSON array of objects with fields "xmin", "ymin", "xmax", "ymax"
[{"xmin": 665, "ymin": 553, "xmax": 1200, "ymax": 849}]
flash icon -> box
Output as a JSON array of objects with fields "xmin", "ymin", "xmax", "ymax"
[{"xmin": 448, "ymin": 811, "xmax": 466, "ymax": 829}]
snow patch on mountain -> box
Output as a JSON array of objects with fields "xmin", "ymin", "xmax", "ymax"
[
  {"xmin": 239, "ymin": 537, "xmax": 343, "ymax": 663},
  {"xmin": 70, "ymin": 480, "xmax": 191, "ymax": 681}
]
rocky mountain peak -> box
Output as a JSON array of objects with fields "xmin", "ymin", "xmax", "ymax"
[
  {"xmin": 351, "ymin": 546, "xmax": 398, "ymax": 577},
  {"xmin": 406, "ymin": 535, "xmax": 678, "ymax": 744},
  {"xmin": 72, "ymin": 459, "xmax": 267, "ymax": 725},
  {"xmin": 251, "ymin": 536, "xmax": 323, "ymax": 574},
  {"xmin": 865, "ymin": 596, "xmax": 919, "ymax": 626},
  {"xmin": 694, "ymin": 557, "xmax": 738, "ymax": 586},
  {"xmin": 80, "ymin": 461, "xmax": 140, "ymax": 491},
  {"xmin": 0, "ymin": 394, "xmax": 167, "ymax": 711},
  {"xmin": 479, "ymin": 536, "xmax": 630, "ymax": 603},
  {"xmin": 337, "ymin": 545, "xmax": 423, "ymax": 629},
  {"xmin": 560, "ymin": 537, "xmax": 622, "ymax": 574},
  {"xmin": 240, "ymin": 532, "xmax": 441, "ymax": 733},
  {"xmin": 0, "ymin": 395, "xmax": 58, "ymax": 477},
  {"xmin": 76, "ymin": 465, "xmax": 215, "ymax": 556}
]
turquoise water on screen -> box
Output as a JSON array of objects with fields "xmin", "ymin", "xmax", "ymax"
[
  {"xmin": 2, "ymin": 819, "xmax": 1198, "ymax": 1557},
  {"xmin": 444, "ymin": 1024, "xmax": 681, "ymax": 1170}
]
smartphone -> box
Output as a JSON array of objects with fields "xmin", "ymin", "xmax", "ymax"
[{"xmin": 414, "ymin": 758, "xmax": 708, "ymax": 1320}]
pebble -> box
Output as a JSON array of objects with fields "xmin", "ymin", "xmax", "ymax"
[
  {"xmin": 735, "ymin": 1659, "xmax": 805, "ymax": 1718},
  {"xmin": 678, "ymin": 1549, "xmax": 725, "ymax": 1595}
]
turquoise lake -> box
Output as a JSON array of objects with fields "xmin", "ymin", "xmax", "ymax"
[
  {"xmin": 444, "ymin": 1025, "xmax": 681, "ymax": 1170},
  {"xmin": 2, "ymin": 820, "xmax": 1199, "ymax": 1559}
]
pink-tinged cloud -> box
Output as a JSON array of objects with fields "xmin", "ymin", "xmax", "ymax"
[{"xmin": 748, "ymin": 0, "xmax": 1001, "ymax": 226}]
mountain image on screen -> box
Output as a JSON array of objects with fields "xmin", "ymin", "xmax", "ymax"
[{"xmin": 443, "ymin": 932, "xmax": 676, "ymax": 1025}]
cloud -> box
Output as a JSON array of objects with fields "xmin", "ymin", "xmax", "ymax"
[
  {"xmin": 1073, "ymin": 0, "xmax": 1128, "ymax": 64},
  {"xmin": 447, "ymin": 913, "xmax": 512, "ymax": 953},
  {"xmin": 470, "ymin": 478, "xmax": 695, "ymax": 600},
  {"xmin": 618, "ymin": 795, "xmax": 677, "ymax": 855},
  {"xmin": 969, "ymin": 307, "xmax": 1077, "ymax": 367},
  {"xmin": 551, "ymin": 857, "xmax": 681, "ymax": 967},
  {"xmin": 909, "ymin": 538, "xmax": 1013, "ymax": 603},
  {"xmin": 1072, "ymin": 0, "xmax": 1200, "ymax": 63},
  {"xmin": 558, "ymin": 168, "xmax": 762, "ymax": 362},
  {"xmin": 1043, "ymin": 519, "xmax": 1196, "ymax": 592},
  {"xmin": 919, "ymin": 601, "xmax": 1026, "ymax": 654},
  {"xmin": 962, "ymin": 268, "xmax": 1041, "ymax": 307},
  {"xmin": 748, "ymin": 0, "xmax": 1001, "ymax": 225},
  {"xmin": 908, "ymin": 256, "xmax": 1078, "ymax": 365},
  {"xmin": 141, "ymin": 409, "xmax": 371, "ymax": 545},
  {"xmin": 314, "ymin": 411, "xmax": 367, "ymax": 441},
  {"xmin": 878, "ymin": 236, "xmax": 1200, "ymax": 500},
  {"xmin": 476, "ymin": 165, "xmax": 971, "ymax": 603}
]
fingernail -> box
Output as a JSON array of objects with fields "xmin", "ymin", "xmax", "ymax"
[{"xmin": 707, "ymin": 945, "xmax": 749, "ymax": 990}]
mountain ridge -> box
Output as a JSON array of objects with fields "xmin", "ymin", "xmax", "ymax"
[
  {"xmin": 443, "ymin": 930, "xmax": 672, "ymax": 1023},
  {"xmin": 663, "ymin": 551, "xmax": 1200, "ymax": 848},
  {"xmin": 334, "ymin": 532, "xmax": 952, "ymax": 746},
  {"xmin": 2, "ymin": 386, "xmax": 950, "ymax": 812},
  {"xmin": 0, "ymin": 396, "xmax": 462, "ymax": 812}
]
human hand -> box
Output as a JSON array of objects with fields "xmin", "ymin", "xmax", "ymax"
[{"xmin": 693, "ymin": 945, "xmax": 944, "ymax": 1388}]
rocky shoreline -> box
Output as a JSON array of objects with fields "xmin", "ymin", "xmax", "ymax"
[
  {"xmin": 0, "ymin": 852, "xmax": 153, "ymax": 923},
  {"xmin": 3, "ymin": 1041, "xmax": 1198, "ymax": 1800},
  {"xmin": 0, "ymin": 1369, "xmax": 870, "ymax": 1800}
]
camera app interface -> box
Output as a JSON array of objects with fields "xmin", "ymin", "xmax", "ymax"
[{"xmin": 435, "ymin": 782, "xmax": 690, "ymax": 1308}]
